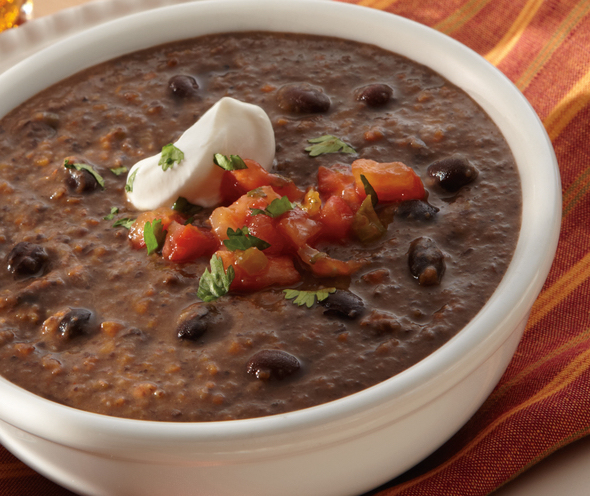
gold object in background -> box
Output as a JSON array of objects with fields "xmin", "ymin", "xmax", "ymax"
[{"xmin": 0, "ymin": 0, "xmax": 32, "ymax": 32}]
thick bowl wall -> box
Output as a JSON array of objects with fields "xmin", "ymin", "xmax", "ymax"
[{"xmin": 0, "ymin": 1, "xmax": 561, "ymax": 495}]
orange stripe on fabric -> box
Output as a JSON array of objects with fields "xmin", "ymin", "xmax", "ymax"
[
  {"xmin": 485, "ymin": 328, "xmax": 590, "ymax": 407},
  {"xmin": 527, "ymin": 251, "xmax": 590, "ymax": 329},
  {"xmin": 357, "ymin": 0, "xmax": 399, "ymax": 8},
  {"xmin": 388, "ymin": 346, "xmax": 590, "ymax": 494},
  {"xmin": 485, "ymin": 0, "xmax": 545, "ymax": 66},
  {"xmin": 434, "ymin": 0, "xmax": 493, "ymax": 35},
  {"xmin": 563, "ymin": 167, "xmax": 590, "ymax": 218},
  {"xmin": 0, "ymin": 464, "xmax": 36, "ymax": 479},
  {"xmin": 543, "ymin": 68, "xmax": 590, "ymax": 141},
  {"xmin": 515, "ymin": 1, "xmax": 590, "ymax": 91}
]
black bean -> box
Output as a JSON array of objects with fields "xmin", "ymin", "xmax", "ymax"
[
  {"xmin": 319, "ymin": 290, "xmax": 365, "ymax": 319},
  {"xmin": 66, "ymin": 168, "xmax": 98, "ymax": 193},
  {"xmin": 408, "ymin": 237, "xmax": 445, "ymax": 286},
  {"xmin": 246, "ymin": 349, "xmax": 301, "ymax": 380},
  {"xmin": 177, "ymin": 305, "xmax": 210, "ymax": 341},
  {"xmin": 58, "ymin": 308, "xmax": 93, "ymax": 340},
  {"xmin": 6, "ymin": 242, "xmax": 49, "ymax": 279},
  {"xmin": 426, "ymin": 157, "xmax": 479, "ymax": 192},
  {"xmin": 276, "ymin": 83, "xmax": 330, "ymax": 114},
  {"xmin": 168, "ymin": 75, "xmax": 199, "ymax": 98},
  {"xmin": 355, "ymin": 84, "xmax": 394, "ymax": 107},
  {"xmin": 396, "ymin": 200, "xmax": 439, "ymax": 222}
]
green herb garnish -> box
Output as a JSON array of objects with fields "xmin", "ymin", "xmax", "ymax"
[
  {"xmin": 352, "ymin": 196, "xmax": 386, "ymax": 243},
  {"xmin": 223, "ymin": 227, "xmax": 271, "ymax": 252},
  {"xmin": 213, "ymin": 153, "xmax": 248, "ymax": 171},
  {"xmin": 172, "ymin": 197, "xmax": 203, "ymax": 217},
  {"xmin": 305, "ymin": 135, "xmax": 356, "ymax": 157},
  {"xmin": 144, "ymin": 219, "xmax": 166, "ymax": 255},
  {"xmin": 63, "ymin": 159, "xmax": 105, "ymax": 188},
  {"xmin": 197, "ymin": 254, "xmax": 235, "ymax": 302},
  {"xmin": 103, "ymin": 206, "xmax": 119, "ymax": 221},
  {"xmin": 360, "ymin": 174, "xmax": 378, "ymax": 207},
  {"xmin": 283, "ymin": 288, "xmax": 336, "ymax": 308},
  {"xmin": 247, "ymin": 187, "xmax": 267, "ymax": 198},
  {"xmin": 112, "ymin": 218, "xmax": 135, "ymax": 229},
  {"xmin": 110, "ymin": 166, "xmax": 128, "ymax": 176},
  {"xmin": 159, "ymin": 144, "xmax": 184, "ymax": 171},
  {"xmin": 125, "ymin": 169, "xmax": 138, "ymax": 192},
  {"xmin": 250, "ymin": 196, "xmax": 294, "ymax": 218}
]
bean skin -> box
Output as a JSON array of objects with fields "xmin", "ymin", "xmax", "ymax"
[
  {"xmin": 396, "ymin": 200, "xmax": 439, "ymax": 222},
  {"xmin": 277, "ymin": 83, "xmax": 331, "ymax": 114},
  {"xmin": 408, "ymin": 237, "xmax": 445, "ymax": 286},
  {"xmin": 58, "ymin": 308, "xmax": 94, "ymax": 340},
  {"xmin": 320, "ymin": 290, "xmax": 365, "ymax": 319},
  {"xmin": 168, "ymin": 75, "xmax": 199, "ymax": 98},
  {"xmin": 177, "ymin": 305, "xmax": 210, "ymax": 341},
  {"xmin": 66, "ymin": 168, "xmax": 98, "ymax": 193},
  {"xmin": 6, "ymin": 242, "xmax": 49, "ymax": 279},
  {"xmin": 355, "ymin": 83, "xmax": 394, "ymax": 107},
  {"xmin": 246, "ymin": 349, "xmax": 301, "ymax": 380},
  {"xmin": 426, "ymin": 157, "xmax": 479, "ymax": 193}
]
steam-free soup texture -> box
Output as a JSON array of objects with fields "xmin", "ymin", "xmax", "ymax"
[{"xmin": 0, "ymin": 33, "xmax": 520, "ymax": 421}]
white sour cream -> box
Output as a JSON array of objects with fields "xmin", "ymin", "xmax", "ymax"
[{"xmin": 125, "ymin": 97, "xmax": 275, "ymax": 210}]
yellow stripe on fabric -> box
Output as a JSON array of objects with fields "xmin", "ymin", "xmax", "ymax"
[
  {"xmin": 434, "ymin": 0, "xmax": 493, "ymax": 35},
  {"xmin": 563, "ymin": 167, "xmax": 590, "ymax": 218},
  {"xmin": 485, "ymin": 0, "xmax": 545, "ymax": 66},
  {"xmin": 389, "ymin": 346, "xmax": 590, "ymax": 494},
  {"xmin": 486, "ymin": 327, "xmax": 590, "ymax": 407},
  {"xmin": 0, "ymin": 464, "xmax": 36, "ymax": 479},
  {"xmin": 357, "ymin": 0, "xmax": 400, "ymax": 8},
  {"xmin": 527, "ymin": 251, "xmax": 590, "ymax": 329},
  {"xmin": 516, "ymin": 1, "xmax": 590, "ymax": 91},
  {"xmin": 543, "ymin": 68, "xmax": 590, "ymax": 141}
]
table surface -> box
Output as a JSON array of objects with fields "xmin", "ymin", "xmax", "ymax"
[{"xmin": 9, "ymin": 1, "xmax": 589, "ymax": 495}]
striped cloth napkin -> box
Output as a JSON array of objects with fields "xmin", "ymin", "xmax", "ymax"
[{"xmin": 1, "ymin": 0, "xmax": 587, "ymax": 494}]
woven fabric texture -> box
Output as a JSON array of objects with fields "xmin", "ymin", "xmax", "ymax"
[{"xmin": 1, "ymin": 0, "xmax": 587, "ymax": 494}]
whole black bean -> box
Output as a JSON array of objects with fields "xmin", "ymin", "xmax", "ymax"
[
  {"xmin": 66, "ymin": 168, "xmax": 98, "ymax": 193},
  {"xmin": 276, "ymin": 83, "xmax": 331, "ymax": 114},
  {"xmin": 58, "ymin": 308, "xmax": 93, "ymax": 340},
  {"xmin": 426, "ymin": 157, "xmax": 479, "ymax": 193},
  {"xmin": 246, "ymin": 349, "xmax": 301, "ymax": 380},
  {"xmin": 319, "ymin": 290, "xmax": 365, "ymax": 319},
  {"xmin": 177, "ymin": 305, "xmax": 210, "ymax": 341},
  {"xmin": 355, "ymin": 83, "xmax": 394, "ymax": 107},
  {"xmin": 396, "ymin": 200, "xmax": 439, "ymax": 222},
  {"xmin": 408, "ymin": 237, "xmax": 445, "ymax": 286},
  {"xmin": 6, "ymin": 242, "xmax": 49, "ymax": 279},
  {"xmin": 168, "ymin": 75, "xmax": 199, "ymax": 98}
]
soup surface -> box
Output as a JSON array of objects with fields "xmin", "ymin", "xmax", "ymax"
[{"xmin": 0, "ymin": 32, "xmax": 521, "ymax": 421}]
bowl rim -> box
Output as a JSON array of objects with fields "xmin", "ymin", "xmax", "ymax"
[{"xmin": 0, "ymin": 0, "xmax": 561, "ymax": 451}]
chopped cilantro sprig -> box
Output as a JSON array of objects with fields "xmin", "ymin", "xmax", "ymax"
[
  {"xmin": 197, "ymin": 254, "xmax": 235, "ymax": 302},
  {"xmin": 250, "ymin": 196, "xmax": 294, "ymax": 218},
  {"xmin": 159, "ymin": 143, "xmax": 184, "ymax": 171},
  {"xmin": 213, "ymin": 153, "xmax": 248, "ymax": 171},
  {"xmin": 223, "ymin": 227, "xmax": 270, "ymax": 252},
  {"xmin": 305, "ymin": 135, "xmax": 356, "ymax": 157},
  {"xmin": 283, "ymin": 288, "xmax": 336, "ymax": 308},
  {"xmin": 144, "ymin": 219, "xmax": 166, "ymax": 255},
  {"xmin": 63, "ymin": 159, "xmax": 105, "ymax": 189}
]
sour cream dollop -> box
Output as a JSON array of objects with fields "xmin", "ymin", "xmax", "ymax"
[{"xmin": 126, "ymin": 97, "xmax": 275, "ymax": 210}]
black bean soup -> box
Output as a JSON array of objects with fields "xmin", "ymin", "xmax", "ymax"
[{"xmin": 0, "ymin": 32, "xmax": 521, "ymax": 421}]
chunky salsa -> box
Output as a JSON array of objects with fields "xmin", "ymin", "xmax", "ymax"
[{"xmin": 0, "ymin": 32, "xmax": 521, "ymax": 421}]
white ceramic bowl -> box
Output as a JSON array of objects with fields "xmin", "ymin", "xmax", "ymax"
[{"xmin": 0, "ymin": 1, "xmax": 561, "ymax": 495}]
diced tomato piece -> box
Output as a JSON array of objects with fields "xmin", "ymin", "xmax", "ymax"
[
  {"xmin": 277, "ymin": 208, "xmax": 322, "ymax": 249},
  {"xmin": 128, "ymin": 207, "xmax": 185, "ymax": 249},
  {"xmin": 351, "ymin": 159, "xmax": 425, "ymax": 202},
  {"xmin": 216, "ymin": 250, "xmax": 301, "ymax": 291},
  {"xmin": 246, "ymin": 213, "xmax": 288, "ymax": 256},
  {"xmin": 297, "ymin": 244, "xmax": 364, "ymax": 277},
  {"xmin": 317, "ymin": 165, "xmax": 363, "ymax": 212},
  {"xmin": 222, "ymin": 159, "xmax": 304, "ymax": 203},
  {"xmin": 209, "ymin": 185, "xmax": 281, "ymax": 242},
  {"xmin": 162, "ymin": 221, "xmax": 218, "ymax": 262},
  {"xmin": 318, "ymin": 196, "xmax": 354, "ymax": 242}
]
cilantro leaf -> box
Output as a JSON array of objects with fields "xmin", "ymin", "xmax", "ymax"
[
  {"xmin": 159, "ymin": 144, "xmax": 184, "ymax": 171},
  {"xmin": 103, "ymin": 206, "xmax": 119, "ymax": 221},
  {"xmin": 213, "ymin": 153, "xmax": 248, "ymax": 171},
  {"xmin": 223, "ymin": 227, "xmax": 271, "ymax": 252},
  {"xmin": 63, "ymin": 159, "xmax": 105, "ymax": 189},
  {"xmin": 283, "ymin": 288, "xmax": 336, "ymax": 308},
  {"xmin": 305, "ymin": 135, "xmax": 356, "ymax": 157},
  {"xmin": 112, "ymin": 218, "xmax": 135, "ymax": 229},
  {"xmin": 250, "ymin": 196, "xmax": 294, "ymax": 218},
  {"xmin": 172, "ymin": 197, "xmax": 203, "ymax": 217},
  {"xmin": 143, "ymin": 219, "xmax": 166, "ymax": 255},
  {"xmin": 125, "ymin": 169, "xmax": 138, "ymax": 192},
  {"xmin": 110, "ymin": 166, "xmax": 128, "ymax": 176},
  {"xmin": 197, "ymin": 254, "xmax": 235, "ymax": 302},
  {"xmin": 360, "ymin": 174, "xmax": 378, "ymax": 207}
]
